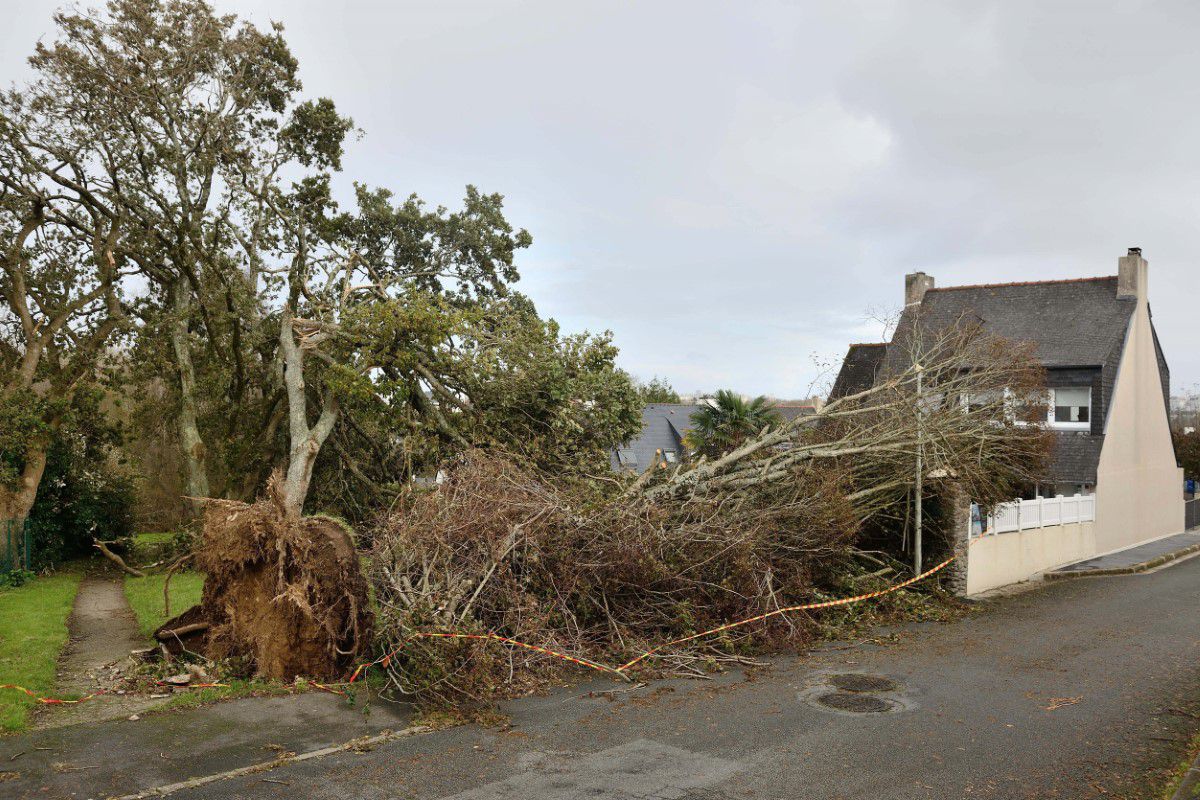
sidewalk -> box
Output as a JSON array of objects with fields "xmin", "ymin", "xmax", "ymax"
[
  {"xmin": 1047, "ymin": 530, "xmax": 1200, "ymax": 579},
  {"xmin": 0, "ymin": 690, "xmax": 418, "ymax": 799}
]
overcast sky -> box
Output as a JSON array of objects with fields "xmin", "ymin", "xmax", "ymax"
[{"xmin": 5, "ymin": 1, "xmax": 1199, "ymax": 398}]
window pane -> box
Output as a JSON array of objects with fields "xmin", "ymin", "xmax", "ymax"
[
  {"xmin": 1054, "ymin": 387, "xmax": 1089, "ymax": 407},
  {"xmin": 1052, "ymin": 387, "xmax": 1090, "ymax": 424}
]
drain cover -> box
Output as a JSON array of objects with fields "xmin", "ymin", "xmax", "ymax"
[
  {"xmin": 814, "ymin": 691, "xmax": 895, "ymax": 713},
  {"xmin": 827, "ymin": 673, "xmax": 898, "ymax": 693}
]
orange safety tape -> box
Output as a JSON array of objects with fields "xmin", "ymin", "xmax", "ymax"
[
  {"xmin": 349, "ymin": 556, "xmax": 955, "ymax": 682},
  {"xmin": 2, "ymin": 556, "xmax": 953, "ymax": 705},
  {"xmin": 0, "ymin": 684, "xmax": 104, "ymax": 705},
  {"xmin": 310, "ymin": 681, "xmax": 348, "ymax": 696},
  {"xmin": 616, "ymin": 555, "xmax": 954, "ymax": 672}
]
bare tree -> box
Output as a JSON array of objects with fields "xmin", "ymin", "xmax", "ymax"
[{"xmin": 635, "ymin": 316, "xmax": 1049, "ymax": 512}]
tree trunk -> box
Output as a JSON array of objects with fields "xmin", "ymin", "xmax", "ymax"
[
  {"xmin": 283, "ymin": 429, "xmax": 326, "ymax": 519},
  {"xmin": 0, "ymin": 445, "xmax": 49, "ymax": 524},
  {"xmin": 171, "ymin": 279, "xmax": 210, "ymax": 518},
  {"xmin": 278, "ymin": 306, "xmax": 338, "ymax": 519}
]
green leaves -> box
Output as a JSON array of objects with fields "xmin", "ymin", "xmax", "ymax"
[
  {"xmin": 0, "ymin": 393, "xmax": 53, "ymax": 489},
  {"xmin": 635, "ymin": 376, "xmax": 681, "ymax": 404},
  {"xmin": 281, "ymin": 99, "xmax": 353, "ymax": 170},
  {"xmin": 687, "ymin": 390, "xmax": 783, "ymax": 459}
]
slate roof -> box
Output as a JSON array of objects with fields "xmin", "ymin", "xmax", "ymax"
[
  {"xmin": 881, "ymin": 277, "xmax": 1136, "ymax": 375},
  {"xmin": 1046, "ymin": 432, "xmax": 1105, "ymax": 484},
  {"xmin": 830, "ymin": 273, "xmax": 1174, "ymax": 486},
  {"xmin": 829, "ymin": 343, "xmax": 887, "ymax": 400},
  {"xmin": 610, "ymin": 404, "xmax": 699, "ymax": 471},
  {"xmin": 775, "ymin": 405, "xmax": 819, "ymax": 423},
  {"xmin": 611, "ymin": 402, "xmax": 815, "ymax": 471}
]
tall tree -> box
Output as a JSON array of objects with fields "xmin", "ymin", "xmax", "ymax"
[
  {"xmin": 4, "ymin": 0, "xmax": 354, "ymax": 520},
  {"xmin": 0, "ymin": 100, "xmax": 133, "ymax": 520},
  {"xmin": 3, "ymin": 0, "xmax": 635, "ymax": 526},
  {"xmin": 257, "ymin": 180, "xmax": 533, "ymax": 518}
]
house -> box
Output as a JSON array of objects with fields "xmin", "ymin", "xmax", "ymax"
[
  {"xmin": 611, "ymin": 402, "xmax": 817, "ymax": 472},
  {"xmin": 832, "ymin": 248, "xmax": 1184, "ymax": 594}
]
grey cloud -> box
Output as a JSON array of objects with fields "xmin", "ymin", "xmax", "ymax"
[{"xmin": 3, "ymin": 0, "xmax": 1196, "ymax": 396}]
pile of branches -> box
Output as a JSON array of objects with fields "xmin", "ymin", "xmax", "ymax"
[
  {"xmin": 368, "ymin": 319, "xmax": 1052, "ymax": 710},
  {"xmin": 370, "ymin": 452, "xmax": 864, "ymax": 710}
]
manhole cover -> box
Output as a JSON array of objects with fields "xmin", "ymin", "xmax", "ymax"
[
  {"xmin": 827, "ymin": 673, "xmax": 898, "ymax": 693},
  {"xmin": 814, "ymin": 691, "xmax": 895, "ymax": 713}
]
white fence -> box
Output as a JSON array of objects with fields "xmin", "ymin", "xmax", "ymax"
[{"xmin": 971, "ymin": 494, "xmax": 1095, "ymax": 537}]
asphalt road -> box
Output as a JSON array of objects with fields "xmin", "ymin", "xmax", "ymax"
[{"xmin": 166, "ymin": 555, "xmax": 1200, "ymax": 800}]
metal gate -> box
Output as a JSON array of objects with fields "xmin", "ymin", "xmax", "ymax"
[
  {"xmin": 1, "ymin": 519, "xmax": 31, "ymax": 574},
  {"xmin": 1188, "ymin": 499, "xmax": 1199, "ymax": 531}
]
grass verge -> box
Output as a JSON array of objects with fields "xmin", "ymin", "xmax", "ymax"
[
  {"xmin": 153, "ymin": 678, "xmax": 294, "ymax": 713},
  {"xmin": 0, "ymin": 572, "xmax": 83, "ymax": 732},
  {"xmin": 1155, "ymin": 729, "xmax": 1200, "ymax": 799},
  {"xmin": 124, "ymin": 571, "xmax": 205, "ymax": 639}
]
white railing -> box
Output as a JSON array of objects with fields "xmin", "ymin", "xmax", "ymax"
[{"xmin": 971, "ymin": 494, "xmax": 1095, "ymax": 537}]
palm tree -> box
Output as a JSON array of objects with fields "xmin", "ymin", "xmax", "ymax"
[{"xmin": 686, "ymin": 390, "xmax": 782, "ymax": 458}]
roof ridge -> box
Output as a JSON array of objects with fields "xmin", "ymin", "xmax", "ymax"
[
  {"xmin": 928, "ymin": 275, "xmax": 1117, "ymax": 293},
  {"xmin": 847, "ymin": 342, "xmax": 888, "ymax": 347}
]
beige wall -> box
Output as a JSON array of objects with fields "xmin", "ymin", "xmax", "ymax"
[
  {"xmin": 1093, "ymin": 253, "xmax": 1185, "ymax": 554},
  {"xmin": 966, "ymin": 521, "xmax": 1096, "ymax": 595}
]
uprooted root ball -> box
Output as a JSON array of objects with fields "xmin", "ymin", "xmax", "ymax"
[{"xmin": 158, "ymin": 475, "xmax": 372, "ymax": 681}]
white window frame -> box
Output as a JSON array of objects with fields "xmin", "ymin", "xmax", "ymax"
[{"xmin": 1047, "ymin": 386, "xmax": 1092, "ymax": 431}]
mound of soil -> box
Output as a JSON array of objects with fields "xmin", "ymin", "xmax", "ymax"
[{"xmin": 157, "ymin": 478, "xmax": 372, "ymax": 681}]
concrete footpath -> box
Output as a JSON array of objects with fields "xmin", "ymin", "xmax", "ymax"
[
  {"xmin": 1048, "ymin": 530, "xmax": 1200, "ymax": 578},
  {"xmin": 0, "ymin": 691, "xmax": 415, "ymax": 799},
  {"xmin": 4, "ymin": 555, "xmax": 1200, "ymax": 799}
]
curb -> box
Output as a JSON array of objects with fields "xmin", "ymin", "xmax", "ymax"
[
  {"xmin": 1046, "ymin": 541, "xmax": 1200, "ymax": 581},
  {"xmin": 1172, "ymin": 750, "xmax": 1200, "ymax": 800},
  {"xmin": 112, "ymin": 724, "xmax": 432, "ymax": 799}
]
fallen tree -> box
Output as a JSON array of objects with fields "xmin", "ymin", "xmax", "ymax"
[{"xmin": 368, "ymin": 319, "xmax": 1051, "ymax": 711}]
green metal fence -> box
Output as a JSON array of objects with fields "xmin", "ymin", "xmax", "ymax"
[{"xmin": 1, "ymin": 519, "xmax": 31, "ymax": 574}]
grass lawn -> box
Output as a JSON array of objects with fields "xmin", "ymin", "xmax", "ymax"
[
  {"xmin": 124, "ymin": 571, "xmax": 205, "ymax": 640},
  {"xmin": 0, "ymin": 572, "xmax": 83, "ymax": 732}
]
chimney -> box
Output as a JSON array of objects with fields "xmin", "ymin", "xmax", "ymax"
[
  {"xmin": 1117, "ymin": 247, "xmax": 1147, "ymax": 301},
  {"xmin": 905, "ymin": 271, "xmax": 935, "ymax": 306}
]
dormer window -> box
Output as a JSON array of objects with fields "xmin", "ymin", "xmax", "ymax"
[{"xmin": 1049, "ymin": 387, "xmax": 1091, "ymax": 430}]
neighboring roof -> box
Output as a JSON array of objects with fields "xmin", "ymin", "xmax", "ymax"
[
  {"xmin": 775, "ymin": 405, "xmax": 818, "ymax": 422},
  {"xmin": 610, "ymin": 404, "xmax": 699, "ymax": 471},
  {"xmin": 611, "ymin": 401, "xmax": 812, "ymax": 471},
  {"xmin": 829, "ymin": 343, "xmax": 887, "ymax": 400}
]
